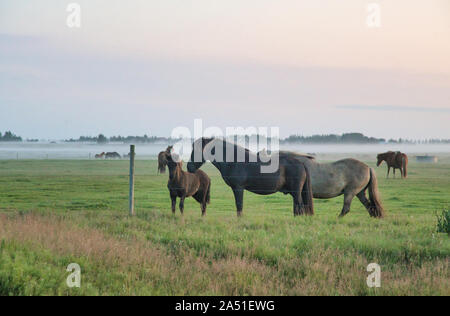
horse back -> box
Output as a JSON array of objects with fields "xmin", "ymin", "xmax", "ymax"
[
  {"xmin": 183, "ymin": 169, "xmax": 210, "ymax": 196},
  {"xmin": 194, "ymin": 169, "xmax": 211, "ymax": 188},
  {"xmin": 306, "ymin": 158, "xmax": 370, "ymax": 198}
]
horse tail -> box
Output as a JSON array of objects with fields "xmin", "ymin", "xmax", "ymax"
[
  {"xmin": 368, "ymin": 168, "xmax": 385, "ymax": 218},
  {"xmin": 301, "ymin": 164, "xmax": 314, "ymax": 215},
  {"xmin": 205, "ymin": 180, "xmax": 211, "ymax": 204},
  {"xmin": 402, "ymin": 155, "xmax": 408, "ymax": 178}
]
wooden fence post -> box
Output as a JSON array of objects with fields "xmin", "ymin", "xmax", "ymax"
[{"xmin": 129, "ymin": 144, "xmax": 135, "ymax": 216}]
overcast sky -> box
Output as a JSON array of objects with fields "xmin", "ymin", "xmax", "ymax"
[{"xmin": 1, "ymin": 0, "xmax": 449, "ymax": 139}]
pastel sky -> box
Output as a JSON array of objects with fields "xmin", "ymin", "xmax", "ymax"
[{"xmin": 0, "ymin": 0, "xmax": 449, "ymax": 139}]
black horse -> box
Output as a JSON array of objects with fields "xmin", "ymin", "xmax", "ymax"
[{"xmin": 187, "ymin": 138, "xmax": 313, "ymax": 217}]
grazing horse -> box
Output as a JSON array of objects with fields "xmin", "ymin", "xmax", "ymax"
[
  {"xmin": 165, "ymin": 151, "xmax": 211, "ymax": 216},
  {"xmin": 95, "ymin": 152, "xmax": 105, "ymax": 159},
  {"xmin": 377, "ymin": 151, "xmax": 408, "ymax": 178},
  {"xmin": 187, "ymin": 138, "xmax": 314, "ymax": 217},
  {"xmin": 157, "ymin": 146, "xmax": 173, "ymax": 174},
  {"xmin": 105, "ymin": 152, "xmax": 121, "ymax": 159}
]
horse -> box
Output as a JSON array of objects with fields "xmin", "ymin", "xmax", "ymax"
[
  {"xmin": 95, "ymin": 152, "xmax": 105, "ymax": 159},
  {"xmin": 157, "ymin": 146, "xmax": 173, "ymax": 174},
  {"xmin": 287, "ymin": 153, "xmax": 385, "ymax": 218},
  {"xmin": 105, "ymin": 152, "xmax": 121, "ymax": 159},
  {"xmin": 377, "ymin": 151, "xmax": 408, "ymax": 178},
  {"xmin": 165, "ymin": 151, "xmax": 211, "ymax": 216},
  {"xmin": 188, "ymin": 138, "xmax": 384, "ymax": 218},
  {"xmin": 187, "ymin": 138, "xmax": 314, "ymax": 217}
]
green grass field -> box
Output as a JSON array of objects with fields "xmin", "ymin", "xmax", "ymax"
[{"xmin": 0, "ymin": 158, "xmax": 448, "ymax": 295}]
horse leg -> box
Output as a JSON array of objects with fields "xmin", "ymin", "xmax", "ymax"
[
  {"xmin": 232, "ymin": 188, "xmax": 244, "ymax": 217},
  {"xmin": 179, "ymin": 195, "xmax": 186, "ymax": 214},
  {"xmin": 201, "ymin": 202, "xmax": 206, "ymax": 216},
  {"xmin": 339, "ymin": 192, "xmax": 355, "ymax": 217},
  {"xmin": 291, "ymin": 191, "xmax": 302, "ymax": 216},
  {"xmin": 356, "ymin": 190, "xmax": 371, "ymax": 214},
  {"xmin": 387, "ymin": 166, "xmax": 390, "ymax": 179},
  {"xmin": 170, "ymin": 193, "xmax": 177, "ymax": 214},
  {"xmin": 393, "ymin": 168, "xmax": 396, "ymax": 178},
  {"xmin": 297, "ymin": 193, "xmax": 305, "ymax": 216},
  {"xmin": 199, "ymin": 192, "xmax": 207, "ymax": 216},
  {"xmin": 193, "ymin": 191, "xmax": 206, "ymax": 216}
]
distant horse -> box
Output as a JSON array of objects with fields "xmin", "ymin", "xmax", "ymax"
[
  {"xmin": 95, "ymin": 152, "xmax": 105, "ymax": 159},
  {"xmin": 188, "ymin": 138, "xmax": 384, "ymax": 218},
  {"xmin": 377, "ymin": 151, "xmax": 408, "ymax": 178},
  {"xmin": 157, "ymin": 146, "xmax": 173, "ymax": 174},
  {"xmin": 187, "ymin": 138, "xmax": 314, "ymax": 217},
  {"xmin": 105, "ymin": 152, "xmax": 121, "ymax": 159},
  {"xmin": 166, "ymin": 151, "xmax": 211, "ymax": 216}
]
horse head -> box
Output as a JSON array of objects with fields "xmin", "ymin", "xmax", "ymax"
[
  {"xmin": 187, "ymin": 137, "xmax": 214, "ymax": 173},
  {"xmin": 376, "ymin": 154, "xmax": 383, "ymax": 166},
  {"xmin": 377, "ymin": 152, "xmax": 394, "ymax": 166},
  {"xmin": 166, "ymin": 151, "xmax": 183, "ymax": 179}
]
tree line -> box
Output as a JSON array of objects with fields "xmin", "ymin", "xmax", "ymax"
[
  {"xmin": 65, "ymin": 132, "xmax": 450, "ymax": 145},
  {"xmin": 283, "ymin": 133, "xmax": 450, "ymax": 144},
  {"xmin": 0, "ymin": 131, "xmax": 22, "ymax": 142},
  {"xmin": 283, "ymin": 133, "xmax": 383, "ymax": 144},
  {"xmin": 2, "ymin": 131, "xmax": 450, "ymax": 144},
  {"xmin": 64, "ymin": 134, "xmax": 173, "ymax": 144}
]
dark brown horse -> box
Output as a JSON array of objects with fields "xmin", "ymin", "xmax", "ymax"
[
  {"xmin": 166, "ymin": 151, "xmax": 211, "ymax": 216},
  {"xmin": 377, "ymin": 151, "xmax": 408, "ymax": 178},
  {"xmin": 187, "ymin": 138, "xmax": 314, "ymax": 217},
  {"xmin": 157, "ymin": 146, "xmax": 173, "ymax": 174}
]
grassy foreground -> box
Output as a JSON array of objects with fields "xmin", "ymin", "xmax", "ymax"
[{"xmin": 0, "ymin": 158, "xmax": 448, "ymax": 295}]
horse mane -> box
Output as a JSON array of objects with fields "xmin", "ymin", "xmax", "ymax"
[
  {"xmin": 198, "ymin": 137, "xmax": 316, "ymax": 161},
  {"xmin": 169, "ymin": 153, "xmax": 183, "ymax": 168},
  {"xmin": 378, "ymin": 151, "xmax": 394, "ymax": 158}
]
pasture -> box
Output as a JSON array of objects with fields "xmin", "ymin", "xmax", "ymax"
[{"xmin": 0, "ymin": 157, "xmax": 448, "ymax": 295}]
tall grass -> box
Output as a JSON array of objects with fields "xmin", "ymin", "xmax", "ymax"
[{"xmin": 437, "ymin": 210, "xmax": 450, "ymax": 234}]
